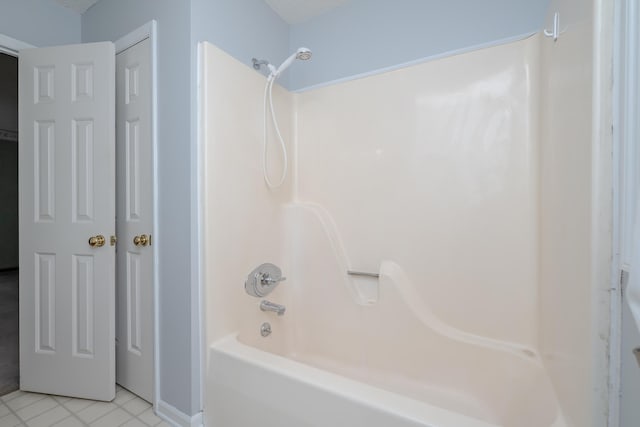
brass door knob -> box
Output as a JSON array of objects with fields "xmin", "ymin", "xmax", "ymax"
[
  {"xmin": 88, "ymin": 235, "xmax": 106, "ymax": 248},
  {"xmin": 133, "ymin": 234, "xmax": 149, "ymax": 247}
]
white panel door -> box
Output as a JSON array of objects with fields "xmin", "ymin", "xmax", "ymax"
[
  {"xmin": 116, "ymin": 38, "xmax": 154, "ymax": 402},
  {"xmin": 19, "ymin": 42, "xmax": 116, "ymax": 401}
]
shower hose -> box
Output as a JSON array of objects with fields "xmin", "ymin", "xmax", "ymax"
[{"xmin": 262, "ymin": 75, "xmax": 288, "ymax": 188}]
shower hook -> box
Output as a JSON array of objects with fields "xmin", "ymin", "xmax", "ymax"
[
  {"xmin": 544, "ymin": 12, "xmax": 561, "ymax": 42},
  {"xmin": 252, "ymin": 58, "xmax": 269, "ymax": 70}
]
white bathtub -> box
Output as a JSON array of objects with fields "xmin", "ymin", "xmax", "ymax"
[
  {"xmin": 206, "ymin": 285, "xmax": 565, "ymax": 427},
  {"xmin": 207, "ymin": 326, "xmax": 563, "ymax": 427},
  {"xmin": 208, "ymin": 335, "xmax": 496, "ymax": 427},
  {"xmin": 204, "ymin": 204, "xmax": 566, "ymax": 427}
]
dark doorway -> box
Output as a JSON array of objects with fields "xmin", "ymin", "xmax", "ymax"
[{"xmin": 0, "ymin": 51, "xmax": 19, "ymax": 396}]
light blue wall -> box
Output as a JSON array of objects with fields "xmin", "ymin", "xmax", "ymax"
[
  {"xmin": 81, "ymin": 0, "xmax": 196, "ymax": 416},
  {"xmin": 0, "ymin": 0, "xmax": 80, "ymax": 46},
  {"xmin": 191, "ymin": 0, "xmax": 289, "ymax": 85},
  {"xmin": 289, "ymin": 0, "xmax": 550, "ymax": 90},
  {"xmin": 188, "ymin": 0, "xmax": 550, "ymax": 91}
]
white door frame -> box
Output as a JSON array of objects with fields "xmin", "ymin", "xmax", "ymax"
[
  {"xmin": 114, "ymin": 21, "xmax": 160, "ymax": 409},
  {"xmin": 0, "ymin": 21, "xmax": 160, "ymax": 408},
  {"xmin": 0, "ymin": 34, "xmax": 35, "ymax": 56},
  {"xmin": 610, "ymin": 0, "xmax": 640, "ymax": 425}
]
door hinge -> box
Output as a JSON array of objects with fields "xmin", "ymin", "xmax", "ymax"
[{"xmin": 633, "ymin": 348, "xmax": 640, "ymax": 368}]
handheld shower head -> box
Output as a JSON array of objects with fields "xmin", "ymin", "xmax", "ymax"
[
  {"xmin": 295, "ymin": 47, "xmax": 312, "ymax": 61},
  {"xmin": 272, "ymin": 47, "xmax": 312, "ymax": 78}
]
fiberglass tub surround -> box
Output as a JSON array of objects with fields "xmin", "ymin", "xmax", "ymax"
[
  {"xmin": 230, "ymin": 204, "xmax": 564, "ymax": 427},
  {"xmin": 202, "ymin": 32, "xmax": 573, "ymax": 427}
]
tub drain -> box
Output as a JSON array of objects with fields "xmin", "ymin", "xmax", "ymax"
[{"xmin": 261, "ymin": 322, "xmax": 272, "ymax": 337}]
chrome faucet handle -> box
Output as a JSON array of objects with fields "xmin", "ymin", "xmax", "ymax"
[
  {"xmin": 261, "ymin": 274, "xmax": 286, "ymax": 285},
  {"xmin": 245, "ymin": 263, "xmax": 285, "ymax": 298}
]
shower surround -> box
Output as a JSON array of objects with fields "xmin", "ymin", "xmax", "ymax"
[{"xmin": 200, "ymin": 7, "xmax": 609, "ymax": 424}]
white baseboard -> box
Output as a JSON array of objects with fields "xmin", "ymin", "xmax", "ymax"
[{"xmin": 156, "ymin": 400, "xmax": 203, "ymax": 427}]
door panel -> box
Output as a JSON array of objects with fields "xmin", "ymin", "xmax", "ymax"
[
  {"xmin": 116, "ymin": 38, "xmax": 153, "ymax": 402},
  {"xmin": 19, "ymin": 42, "xmax": 115, "ymax": 401}
]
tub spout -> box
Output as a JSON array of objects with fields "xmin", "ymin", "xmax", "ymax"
[{"xmin": 260, "ymin": 300, "xmax": 286, "ymax": 316}]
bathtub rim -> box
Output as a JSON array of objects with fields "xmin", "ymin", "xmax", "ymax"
[{"xmin": 208, "ymin": 333, "xmax": 505, "ymax": 427}]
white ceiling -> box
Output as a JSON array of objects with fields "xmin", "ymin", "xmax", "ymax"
[
  {"xmin": 264, "ymin": 0, "xmax": 350, "ymax": 24},
  {"xmin": 52, "ymin": 0, "xmax": 348, "ymax": 24}
]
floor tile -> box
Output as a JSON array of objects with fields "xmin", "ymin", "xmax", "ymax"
[
  {"xmin": 1, "ymin": 390, "xmax": 24, "ymax": 403},
  {"xmin": 60, "ymin": 398, "xmax": 93, "ymax": 413},
  {"xmin": 15, "ymin": 397, "xmax": 57, "ymax": 421},
  {"xmin": 0, "ymin": 403, "xmax": 11, "ymax": 417},
  {"xmin": 0, "ymin": 389, "xmax": 157, "ymax": 427},
  {"xmin": 137, "ymin": 407, "xmax": 162, "ymax": 426},
  {"xmin": 0, "ymin": 412, "xmax": 22, "ymax": 427},
  {"xmin": 51, "ymin": 396, "xmax": 71, "ymax": 405},
  {"xmin": 76, "ymin": 401, "xmax": 118, "ymax": 423},
  {"xmin": 25, "ymin": 405, "xmax": 70, "ymax": 427},
  {"xmin": 5, "ymin": 393, "xmax": 45, "ymax": 411},
  {"xmin": 89, "ymin": 408, "xmax": 132, "ymax": 427},
  {"xmin": 121, "ymin": 398, "xmax": 150, "ymax": 416},
  {"xmin": 121, "ymin": 419, "xmax": 147, "ymax": 427},
  {"xmin": 51, "ymin": 416, "xmax": 85, "ymax": 427},
  {"xmin": 113, "ymin": 389, "xmax": 136, "ymax": 406}
]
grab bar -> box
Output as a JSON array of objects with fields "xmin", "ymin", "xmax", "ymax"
[{"xmin": 347, "ymin": 270, "xmax": 379, "ymax": 278}]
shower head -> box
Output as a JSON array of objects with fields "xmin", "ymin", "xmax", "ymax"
[
  {"xmin": 295, "ymin": 47, "xmax": 312, "ymax": 61},
  {"xmin": 272, "ymin": 47, "xmax": 312, "ymax": 78}
]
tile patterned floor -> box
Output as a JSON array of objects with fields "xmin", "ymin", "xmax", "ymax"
[{"xmin": 0, "ymin": 386, "xmax": 171, "ymax": 427}]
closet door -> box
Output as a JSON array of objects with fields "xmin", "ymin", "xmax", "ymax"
[
  {"xmin": 116, "ymin": 37, "xmax": 154, "ymax": 403},
  {"xmin": 19, "ymin": 42, "xmax": 116, "ymax": 401}
]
